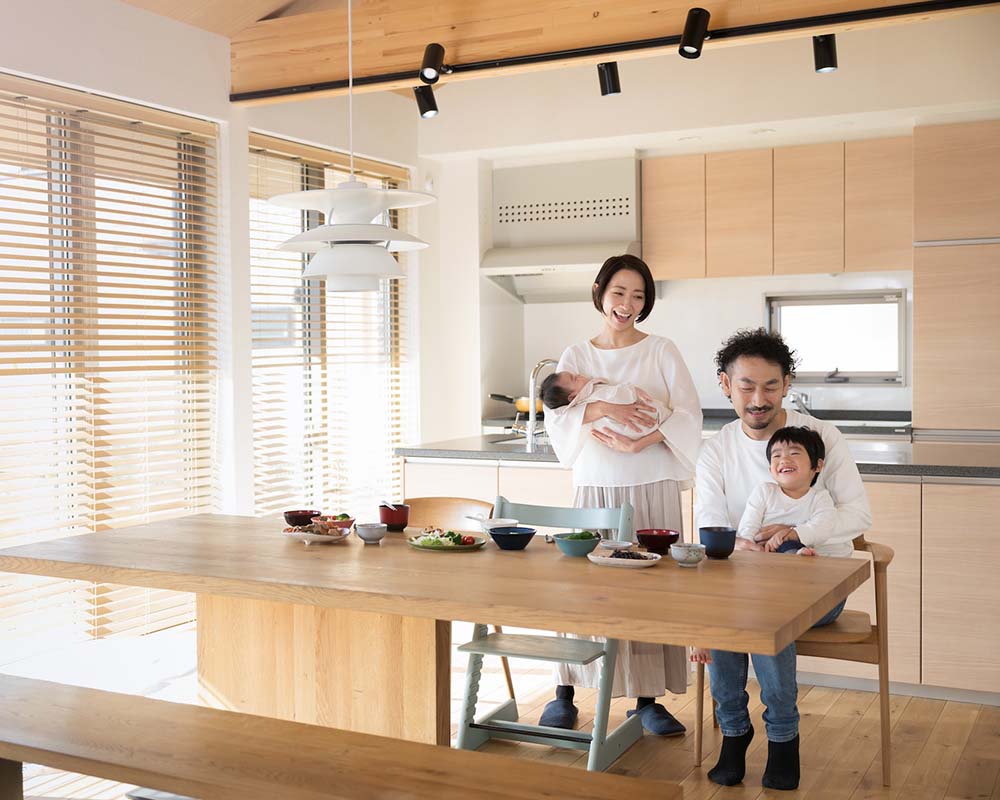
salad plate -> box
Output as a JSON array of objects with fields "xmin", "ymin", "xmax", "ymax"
[
  {"xmin": 587, "ymin": 551, "xmax": 661, "ymax": 569},
  {"xmin": 283, "ymin": 526, "xmax": 351, "ymax": 546},
  {"xmin": 407, "ymin": 530, "xmax": 486, "ymax": 552}
]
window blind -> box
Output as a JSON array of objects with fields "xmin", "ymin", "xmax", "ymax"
[
  {"xmin": 0, "ymin": 75, "xmax": 218, "ymax": 664},
  {"xmin": 248, "ymin": 134, "xmax": 414, "ymax": 521}
]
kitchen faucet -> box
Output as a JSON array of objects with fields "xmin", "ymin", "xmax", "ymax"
[
  {"xmin": 526, "ymin": 358, "xmax": 558, "ymax": 453},
  {"xmin": 787, "ymin": 389, "xmax": 812, "ymax": 415}
]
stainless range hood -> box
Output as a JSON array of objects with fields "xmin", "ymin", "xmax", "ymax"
[{"xmin": 481, "ymin": 158, "xmax": 641, "ymax": 303}]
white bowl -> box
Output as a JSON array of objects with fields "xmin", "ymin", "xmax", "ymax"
[
  {"xmin": 670, "ymin": 542, "xmax": 706, "ymax": 567},
  {"xmin": 355, "ymin": 522, "xmax": 388, "ymax": 544},
  {"xmin": 480, "ymin": 517, "xmax": 519, "ymax": 533}
]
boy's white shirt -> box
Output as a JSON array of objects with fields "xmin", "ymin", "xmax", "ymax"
[
  {"xmin": 737, "ymin": 482, "xmax": 849, "ymax": 557},
  {"xmin": 695, "ymin": 409, "xmax": 871, "ymax": 551}
]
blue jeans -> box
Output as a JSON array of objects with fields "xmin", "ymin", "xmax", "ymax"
[{"xmin": 708, "ymin": 599, "xmax": 846, "ymax": 742}]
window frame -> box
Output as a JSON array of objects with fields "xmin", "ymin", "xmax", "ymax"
[{"xmin": 765, "ymin": 289, "xmax": 907, "ymax": 385}]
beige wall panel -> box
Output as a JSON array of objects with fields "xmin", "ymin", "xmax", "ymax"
[
  {"xmin": 922, "ymin": 484, "xmax": 1000, "ymax": 692},
  {"xmin": 845, "ymin": 137, "xmax": 913, "ymax": 272},
  {"xmin": 706, "ymin": 148, "xmax": 773, "ymax": 277},
  {"xmin": 797, "ymin": 481, "xmax": 921, "ymax": 683},
  {"xmin": 642, "ymin": 155, "xmax": 706, "ymax": 280},
  {"xmin": 915, "ymin": 120, "xmax": 1000, "ymax": 241},
  {"xmin": 913, "ymin": 244, "xmax": 1000, "ymax": 430},
  {"xmin": 774, "ymin": 142, "xmax": 844, "ymax": 274},
  {"xmin": 498, "ymin": 464, "xmax": 575, "ymax": 537},
  {"xmin": 404, "ymin": 461, "xmax": 498, "ymax": 503}
]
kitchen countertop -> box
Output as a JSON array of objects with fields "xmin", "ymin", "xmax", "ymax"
[{"xmin": 397, "ymin": 436, "xmax": 1000, "ymax": 480}]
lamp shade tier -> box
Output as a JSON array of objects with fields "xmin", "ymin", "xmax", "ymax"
[
  {"xmin": 269, "ymin": 183, "xmax": 435, "ymax": 224},
  {"xmin": 302, "ymin": 245, "xmax": 405, "ymax": 278},
  {"xmin": 279, "ymin": 223, "xmax": 427, "ymax": 252}
]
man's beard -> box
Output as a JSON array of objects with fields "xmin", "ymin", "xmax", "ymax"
[{"xmin": 743, "ymin": 405, "xmax": 774, "ymax": 429}]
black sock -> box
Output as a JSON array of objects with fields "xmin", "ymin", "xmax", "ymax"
[
  {"xmin": 707, "ymin": 726, "xmax": 754, "ymax": 786},
  {"xmin": 555, "ymin": 684, "xmax": 575, "ymax": 701},
  {"xmin": 762, "ymin": 736, "xmax": 800, "ymax": 791},
  {"xmin": 635, "ymin": 696, "xmax": 655, "ymax": 710}
]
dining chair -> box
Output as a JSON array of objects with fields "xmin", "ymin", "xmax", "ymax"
[
  {"xmin": 693, "ymin": 535, "xmax": 894, "ymax": 787},
  {"xmin": 404, "ymin": 496, "xmax": 516, "ymax": 701},
  {"xmin": 455, "ymin": 496, "xmax": 637, "ymax": 772}
]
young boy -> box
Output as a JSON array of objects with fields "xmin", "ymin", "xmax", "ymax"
[
  {"xmin": 540, "ymin": 371, "xmax": 671, "ymax": 440},
  {"xmin": 691, "ymin": 426, "xmax": 844, "ymax": 665}
]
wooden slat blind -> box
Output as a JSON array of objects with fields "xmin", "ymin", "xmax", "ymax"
[
  {"xmin": 249, "ymin": 136, "xmax": 414, "ymax": 520},
  {"xmin": 0, "ymin": 77, "xmax": 217, "ymax": 665}
]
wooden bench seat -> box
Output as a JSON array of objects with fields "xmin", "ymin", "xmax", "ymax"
[{"xmin": 0, "ymin": 675, "xmax": 680, "ymax": 800}]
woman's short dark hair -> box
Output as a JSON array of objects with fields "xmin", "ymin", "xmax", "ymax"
[
  {"xmin": 591, "ymin": 254, "xmax": 655, "ymax": 322},
  {"xmin": 766, "ymin": 426, "xmax": 825, "ymax": 486},
  {"xmin": 540, "ymin": 373, "xmax": 571, "ymax": 409},
  {"xmin": 715, "ymin": 327, "xmax": 798, "ymax": 378}
]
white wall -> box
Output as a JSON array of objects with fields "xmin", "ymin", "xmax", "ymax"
[{"xmin": 523, "ymin": 271, "xmax": 914, "ymax": 411}]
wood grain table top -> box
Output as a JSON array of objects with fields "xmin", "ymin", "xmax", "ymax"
[{"xmin": 0, "ymin": 514, "xmax": 869, "ymax": 654}]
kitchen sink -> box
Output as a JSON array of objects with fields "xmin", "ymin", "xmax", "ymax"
[{"xmin": 489, "ymin": 434, "xmax": 552, "ymax": 449}]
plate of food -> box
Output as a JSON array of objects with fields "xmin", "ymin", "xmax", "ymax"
[
  {"xmin": 587, "ymin": 550, "xmax": 661, "ymax": 569},
  {"xmin": 283, "ymin": 523, "xmax": 351, "ymax": 546},
  {"xmin": 407, "ymin": 527, "xmax": 486, "ymax": 552}
]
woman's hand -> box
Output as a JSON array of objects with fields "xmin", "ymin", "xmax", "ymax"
[
  {"xmin": 590, "ymin": 428, "xmax": 661, "ymax": 454},
  {"xmin": 599, "ymin": 398, "xmax": 657, "ymax": 432}
]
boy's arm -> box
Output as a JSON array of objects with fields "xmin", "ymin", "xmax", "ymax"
[
  {"xmin": 793, "ymin": 490, "xmax": 839, "ymax": 548},
  {"xmin": 737, "ymin": 484, "xmax": 768, "ymax": 542}
]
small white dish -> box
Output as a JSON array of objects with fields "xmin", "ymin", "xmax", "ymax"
[
  {"xmin": 466, "ymin": 515, "xmax": 519, "ymax": 533},
  {"xmin": 587, "ymin": 551, "xmax": 661, "ymax": 569},
  {"xmin": 670, "ymin": 542, "xmax": 707, "ymax": 567},
  {"xmin": 284, "ymin": 530, "xmax": 350, "ymax": 546},
  {"xmin": 356, "ymin": 522, "xmax": 388, "ymax": 544},
  {"xmin": 598, "ymin": 539, "xmax": 633, "ymax": 551}
]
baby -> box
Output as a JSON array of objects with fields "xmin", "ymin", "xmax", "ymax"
[
  {"xmin": 691, "ymin": 426, "xmax": 838, "ymax": 665},
  {"xmin": 540, "ymin": 371, "xmax": 670, "ymax": 437}
]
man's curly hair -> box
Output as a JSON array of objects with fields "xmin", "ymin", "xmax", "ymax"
[{"xmin": 715, "ymin": 328, "xmax": 798, "ymax": 378}]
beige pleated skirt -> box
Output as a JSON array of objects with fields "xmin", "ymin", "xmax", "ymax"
[{"xmin": 555, "ymin": 479, "xmax": 689, "ymax": 698}]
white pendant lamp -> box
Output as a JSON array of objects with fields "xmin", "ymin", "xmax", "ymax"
[{"xmin": 268, "ymin": 0, "xmax": 435, "ymax": 278}]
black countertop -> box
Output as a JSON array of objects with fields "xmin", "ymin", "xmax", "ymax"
[{"xmin": 396, "ymin": 436, "xmax": 1000, "ymax": 480}]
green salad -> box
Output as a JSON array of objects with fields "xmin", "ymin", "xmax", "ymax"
[{"xmin": 564, "ymin": 530, "xmax": 598, "ymax": 540}]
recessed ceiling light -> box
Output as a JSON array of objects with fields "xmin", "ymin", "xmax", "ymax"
[
  {"xmin": 751, "ymin": 128, "xmax": 777, "ymax": 135},
  {"xmin": 678, "ymin": 135, "xmax": 702, "ymax": 141}
]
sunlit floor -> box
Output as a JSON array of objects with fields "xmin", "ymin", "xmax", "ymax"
[{"xmin": 5, "ymin": 624, "xmax": 998, "ymax": 800}]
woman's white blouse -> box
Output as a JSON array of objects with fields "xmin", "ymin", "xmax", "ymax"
[{"xmin": 544, "ymin": 335, "xmax": 703, "ymax": 488}]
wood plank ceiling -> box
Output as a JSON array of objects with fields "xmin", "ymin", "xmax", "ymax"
[{"xmin": 121, "ymin": 0, "xmax": 1000, "ymax": 104}]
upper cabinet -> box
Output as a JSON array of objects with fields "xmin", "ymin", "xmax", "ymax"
[
  {"xmin": 845, "ymin": 137, "xmax": 913, "ymax": 272},
  {"xmin": 706, "ymin": 149, "xmax": 773, "ymax": 277},
  {"xmin": 641, "ymin": 154, "xmax": 705, "ymax": 280},
  {"xmin": 915, "ymin": 120, "xmax": 1000, "ymax": 242},
  {"xmin": 774, "ymin": 142, "xmax": 845, "ymax": 274}
]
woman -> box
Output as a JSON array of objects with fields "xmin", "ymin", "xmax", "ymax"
[{"xmin": 542, "ymin": 254, "xmax": 703, "ymax": 736}]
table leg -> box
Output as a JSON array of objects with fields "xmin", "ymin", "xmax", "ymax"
[
  {"xmin": 196, "ymin": 595, "xmax": 450, "ymax": 745},
  {"xmin": 0, "ymin": 758, "xmax": 22, "ymax": 800}
]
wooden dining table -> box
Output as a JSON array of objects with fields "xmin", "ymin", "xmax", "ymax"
[{"xmin": 0, "ymin": 514, "xmax": 868, "ymax": 747}]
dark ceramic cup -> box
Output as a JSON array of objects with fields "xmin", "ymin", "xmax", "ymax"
[{"xmin": 699, "ymin": 526, "xmax": 737, "ymax": 559}]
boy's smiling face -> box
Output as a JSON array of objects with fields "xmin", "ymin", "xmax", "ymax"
[{"xmin": 769, "ymin": 440, "xmax": 822, "ymax": 493}]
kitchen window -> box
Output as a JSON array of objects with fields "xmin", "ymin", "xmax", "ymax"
[
  {"xmin": 248, "ymin": 134, "xmax": 414, "ymax": 518},
  {"xmin": 0, "ymin": 75, "xmax": 218, "ymax": 664},
  {"xmin": 767, "ymin": 290, "xmax": 906, "ymax": 384}
]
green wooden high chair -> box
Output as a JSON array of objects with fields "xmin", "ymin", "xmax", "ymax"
[{"xmin": 455, "ymin": 496, "xmax": 638, "ymax": 772}]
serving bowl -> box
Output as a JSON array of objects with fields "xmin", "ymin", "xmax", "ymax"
[
  {"xmin": 312, "ymin": 515, "xmax": 355, "ymax": 533},
  {"xmin": 284, "ymin": 509, "xmax": 321, "ymax": 527},
  {"xmin": 356, "ymin": 522, "xmax": 388, "ymax": 544},
  {"xmin": 636, "ymin": 528, "xmax": 681, "ymax": 555},
  {"xmin": 488, "ymin": 526, "xmax": 536, "ymax": 551},
  {"xmin": 699, "ymin": 527, "xmax": 737, "ymax": 559},
  {"xmin": 553, "ymin": 532, "xmax": 601, "ymax": 557},
  {"xmin": 670, "ymin": 542, "xmax": 707, "ymax": 567}
]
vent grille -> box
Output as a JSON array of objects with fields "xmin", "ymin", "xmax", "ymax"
[{"xmin": 498, "ymin": 196, "xmax": 632, "ymax": 224}]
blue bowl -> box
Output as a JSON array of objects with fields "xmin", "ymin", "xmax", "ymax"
[
  {"xmin": 699, "ymin": 526, "xmax": 737, "ymax": 559},
  {"xmin": 553, "ymin": 533, "xmax": 601, "ymax": 557},
  {"xmin": 488, "ymin": 526, "xmax": 537, "ymax": 551}
]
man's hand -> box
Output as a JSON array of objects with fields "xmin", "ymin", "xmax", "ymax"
[
  {"xmin": 753, "ymin": 524, "xmax": 795, "ymax": 543},
  {"xmin": 763, "ymin": 527, "xmax": 800, "ymax": 552},
  {"xmin": 735, "ymin": 537, "xmax": 764, "ymax": 552}
]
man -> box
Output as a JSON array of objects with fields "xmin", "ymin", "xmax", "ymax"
[{"xmin": 695, "ymin": 328, "xmax": 871, "ymax": 791}]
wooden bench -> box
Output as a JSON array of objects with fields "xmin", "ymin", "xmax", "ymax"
[{"xmin": 0, "ymin": 675, "xmax": 681, "ymax": 800}]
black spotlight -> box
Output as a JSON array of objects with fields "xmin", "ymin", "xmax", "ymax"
[
  {"xmin": 813, "ymin": 34, "xmax": 838, "ymax": 73},
  {"xmin": 414, "ymin": 85, "xmax": 438, "ymax": 118},
  {"xmin": 679, "ymin": 7, "xmax": 710, "ymax": 59},
  {"xmin": 420, "ymin": 43, "xmax": 447, "ymax": 84},
  {"xmin": 597, "ymin": 62, "xmax": 621, "ymax": 96}
]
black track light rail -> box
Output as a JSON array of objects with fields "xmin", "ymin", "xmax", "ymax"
[{"xmin": 230, "ymin": 0, "xmax": 998, "ymax": 102}]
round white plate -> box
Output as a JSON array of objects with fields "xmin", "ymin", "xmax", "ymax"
[
  {"xmin": 587, "ymin": 551, "xmax": 661, "ymax": 569},
  {"xmin": 284, "ymin": 530, "xmax": 351, "ymax": 546},
  {"xmin": 597, "ymin": 540, "xmax": 633, "ymax": 551}
]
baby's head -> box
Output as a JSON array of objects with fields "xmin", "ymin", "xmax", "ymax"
[
  {"xmin": 540, "ymin": 371, "xmax": 590, "ymax": 409},
  {"xmin": 766, "ymin": 426, "xmax": 825, "ymax": 491}
]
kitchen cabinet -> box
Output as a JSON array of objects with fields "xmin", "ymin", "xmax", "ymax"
[
  {"xmin": 914, "ymin": 120, "xmax": 1000, "ymax": 241},
  {"xmin": 403, "ymin": 459, "xmax": 498, "ymax": 504},
  {"xmin": 913, "ymin": 243, "xmax": 1000, "ymax": 430},
  {"xmin": 845, "ymin": 137, "xmax": 913, "ymax": 272},
  {"xmin": 921, "ymin": 483, "xmax": 1000, "ymax": 692},
  {"xmin": 796, "ymin": 480, "xmax": 921, "ymax": 684},
  {"xmin": 641, "ymin": 154, "xmax": 705, "ymax": 280},
  {"xmin": 706, "ymin": 149, "xmax": 773, "ymax": 277}
]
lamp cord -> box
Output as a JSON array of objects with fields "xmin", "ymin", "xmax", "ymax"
[{"xmin": 347, "ymin": 0, "xmax": 354, "ymax": 179}]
